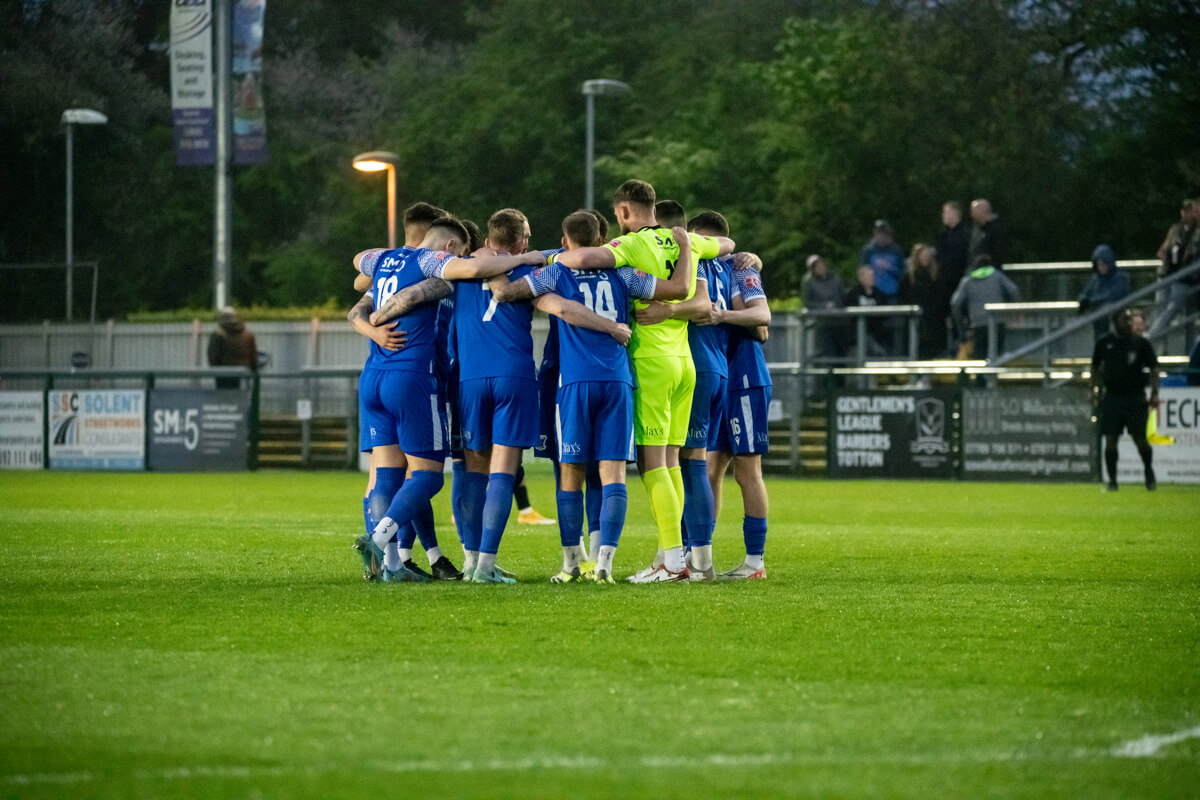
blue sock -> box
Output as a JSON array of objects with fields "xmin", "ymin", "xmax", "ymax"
[
  {"xmin": 744, "ymin": 515, "xmax": 768, "ymax": 556},
  {"xmin": 681, "ymin": 459, "xmax": 714, "ymax": 548},
  {"xmin": 555, "ymin": 489, "xmax": 584, "ymax": 549},
  {"xmin": 598, "ymin": 483, "xmax": 628, "ymax": 548},
  {"xmin": 411, "ymin": 501, "xmax": 438, "ymax": 552},
  {"xmin": 362, "ymin": 496, "xmax": 371, "ymax": 535},
  {"xmin": 585, "ymin": 462, "xmax": 603, "ymax": 534},
  {"xmin": 369, "ymin": 467, "xmax": 404, "ymax": 539},
  {"xmin": 479, "ymin": 472, "xmax": 516, "ymax": 555},
  {"xmin": 460, "ymin": 471, "xmax": 489, "ymax": 552},
  {"xmin": 372, "ymin": 470, "xmax": 444, "ymax": 547},
  {"xmin": 451, "ymin": 460, "xmax": 467, "ymax": 545}
]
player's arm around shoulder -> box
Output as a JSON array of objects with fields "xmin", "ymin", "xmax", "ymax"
[
  {"xmin": 534, "ymin": 292, "xmax": 632, "ymax": 347},
  {"xmin": 552, "ymin": 244, "xmax": 618, "ymax": 270},
  {"xmin": 441, "ymin": 248, "xmax": 547, "ymax": 281},
  {"xmin": 369, "ymin": 277, "xmax": 452, "ymax": 326},
  {"xmin": 350, "ymin": 292, "xmax": 407, "ymax": 350},
  {"xmin": 490, "ymin": 261, "xmax": 561, "ymax": 304}
]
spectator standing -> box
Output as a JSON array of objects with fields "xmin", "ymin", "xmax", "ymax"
[
  {"xmin": 898, "ymin": 243, "xmax": 948, "ymax": 360},
  {"xmin": 859, "ymin": 219, "xmax": 904, "ymax": 302},
  {"xmin": 844, "ymin": 265, "xmax": 888, "ymax": 357},
  {"xmin": 801, "ymin": 253, "xmax": 849, "ymax": 363},
  {"xmin": 950, "ymin": 256, "xmax": 1019, "ymax": 360},
  {"xmin": 968, "ymin": 198, "xmax": 1005, "ymax": 270},
  {"xmin": 1078, "ymin": 244, "xmax": 1131, "ymax": 341},
  {"xmin": 1147, "ymin": 198, "xmax": 1200, "ymax": 341},
  {"xmin": 207, "ymin": 306, "xmax": 258, "ymax": 389},
  {"xmin": 936, "ymin": 201, "xmax": 971, "ymax": 293}
]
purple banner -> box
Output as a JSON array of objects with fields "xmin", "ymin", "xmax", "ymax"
[
  {"xmin": 232, "ymin": 0, "xmax": 268, "ymax": 164},
  {"xmin": 172, "ymin": 108, "xmax": 216, "ymax": 166}
]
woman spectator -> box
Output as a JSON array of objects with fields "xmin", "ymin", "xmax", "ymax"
[{"xmin": 898, "ymin": 243, "xmax": 949, "ymax": 360}]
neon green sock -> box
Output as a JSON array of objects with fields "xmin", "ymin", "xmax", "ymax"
[{"xmin": 642, "ymin": 466, "xmax": 683, "ymax": 551}]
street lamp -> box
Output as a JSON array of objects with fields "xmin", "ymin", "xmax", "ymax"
[
  {"xmin": 582, "ymin": 79, "xmax": 630, "ymax": 210},
  {"xmin": 353, "ymin": 150, "xmax": 399, "ymax": 248},
  {"xmin": 62, "ymin": 108, "xmax": 107, "ymax": 322}
]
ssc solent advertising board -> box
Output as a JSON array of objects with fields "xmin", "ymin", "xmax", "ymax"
[
  {"xmin": 48, "ymin": 390, "xmax": 145, "ymax": 470},
  {"xmin": 961, "ymin": 387, "xmax": 1096, "ymax": 481},
  {"xmin": 0, "ymin": 392, "xmax": 44, "ymax": 469},
  {"xmin": 828, "ymin": 391, "xmax": 956, "ymax": 478},
  {"xmin": 1118, "ymin": 387, "xmax": 1200, "ymax": 484},
  {"xmin": 148, "ymin": 389, "xmax": 249, "ymax": 471}
]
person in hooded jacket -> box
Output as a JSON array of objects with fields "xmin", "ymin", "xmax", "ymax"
[
  {"xmin": 950, "ymin": 255, "xmax": 1020, "ymax": 360},
  {"xmin": 1077, "ymin": 244, "xmax": 1131, "ymax": 341},
  {"xmin": 207, "ymin": 306, "xmax": 258, "ymax": 389}
]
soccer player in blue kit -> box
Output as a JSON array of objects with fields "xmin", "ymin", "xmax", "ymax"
[
  {"xmin": 450, "ymin": 209, "xmax": 631, "ymax": 583},
  {"xmin": 490, "ymin": 211, "xmax": 693, "ymax": 582},
  {"xmin": 351, "ymin": 216, "xmax": 547, "ymax": 580}
]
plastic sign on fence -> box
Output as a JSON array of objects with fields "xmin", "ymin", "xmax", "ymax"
[
  {"xmin": 148, "ymin": 389, "xmax": 249, "ymax": 471},
  {"xmin": 0, "ymin": 392, "xmax": 44, "ymax": 469},
  {"xmin": 48, "ymin": 390, "xmax": 145, "ymax": 470},
  {"xmin": 961, "ymin": 387, "xmax": 1096, "ymax": 481},
  {"xmin": 828, "ymin": 390, "xmax": 957, "ymax": 479},
  {"xmin": 1117, "ymin": 386, "xmax": 1200, "ymax": 484}
]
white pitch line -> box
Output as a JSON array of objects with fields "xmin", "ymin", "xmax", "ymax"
[
  {"xmin": 1112, "ymin": 725, "xmax": 1200, "ymax": 758},
  {"xmin": 5, "ymin": 735, "xmax": 1196, "ymax": 787}
]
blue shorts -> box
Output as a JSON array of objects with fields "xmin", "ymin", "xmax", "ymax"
[
  {"xmin": 556, "ymin": 381, "xmax": 635, "ymax": 464},
  {"xmin": 458, "ymin": 376, "xmax": 539, "ymax": 451},
  {"xmin": 358, "ymin": 367, "xmax": 449, "ymax": 460},
  {"xmin": 685, "ymin": 371, "xmax": 728, "ymax": 450},
  {"xmin": 714, "ymin": 384, "xmax": 772, "ymax": 456},
  {"xmin": 533, "ymin": 365, "xmax": 559, "ymax": 461}
]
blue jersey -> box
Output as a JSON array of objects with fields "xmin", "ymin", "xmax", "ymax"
[
  {"xmin": 359, "ymin": 246, "xmax": 456, "ymax": 372},
  {"xmin": 435, "ymin": 295, "xmax": 454, "ymax": 382},
  {"xmin": 688, "ymin": 256, "xmax": 735, "ymax": 377},
  {"xmin": 453, "ymin": 264, "xmax": 538, "ymax": 382},
  {"xmin": 526, "ymin": 264, "xmax": 656, "ymax": 387},
  {"xmin": 726, "ymin": 267, "xmax": 772, "ymax": 389},
  {"xmin": 536, "ymin": 249, "xmax": 565, "ymax": 380}
]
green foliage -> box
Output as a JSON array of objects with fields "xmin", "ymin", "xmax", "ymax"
[
  {"xmin": 0, "ymin": 470, "xmax": 1197, "ymax": 797},
  {"xmin": 1, "ymin": 0, "xmax": 1196, "ymax": 320}
]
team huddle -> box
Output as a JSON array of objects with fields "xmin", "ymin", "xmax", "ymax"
[{"xmin": 348, "ymin": 179, "xmax": 772, "ymax": 584}]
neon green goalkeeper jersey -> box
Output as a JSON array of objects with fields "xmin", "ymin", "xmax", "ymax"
[{"xmin": 606, "ymin": 227, "xmax": 721, "ymax": 359}]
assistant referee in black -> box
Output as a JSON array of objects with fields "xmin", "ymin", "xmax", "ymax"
[{"xmin": 1090, "ymin": 308, "xmax": 1160, "ymax": 491}]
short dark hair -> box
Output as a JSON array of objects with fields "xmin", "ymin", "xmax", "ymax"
[
  {"xmin": 612, "ymin": 179, "xmax": 655, "ymax": 209},
  {"xmin": 584, "ymin": 209, "xmax": 610, "ymax": 242},
  {"xmin": 488, "ymin": 208, "xmax": 527, "ymax": 250},
  {"xmin": 687, "ymin": 210, "xmax": 729, "ymax": 237},
  {"xmin": 461, "ymin": 219, "xmax": 484, "ymax": 253},
  {"xmin": 404, "ymin": 202, "xmax": 447, "ymax": 227},
  {"xmin": 428, "ymin": 215, "xmax": 469, "ymax": 248},
  {"xmin": 654, "ymin": 200, "xmax": 686, "ymax": 229},
  {"xmin": 562, "ymin": 211, "xmax": 602, "ymax": 248}
]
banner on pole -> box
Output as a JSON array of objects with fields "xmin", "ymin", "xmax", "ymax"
[
  {"xmin": 232, "ymin": 0, "xmax": 268, "ymax": 164},
  {"xmin": 170, "ymin": 0, "xmax": 215, "ymax": 166}
]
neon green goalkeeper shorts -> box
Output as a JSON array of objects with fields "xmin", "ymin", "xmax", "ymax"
[{"xmin": 632, "ymin": 355, "xmax": 696, "ymax": 447}]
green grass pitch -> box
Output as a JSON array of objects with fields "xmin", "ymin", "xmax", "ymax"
[{"xmin": 1, "ymin": 466, "xmax": 1197, "ymax": 798}]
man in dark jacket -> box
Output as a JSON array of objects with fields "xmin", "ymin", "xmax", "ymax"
[
  {"xmin": 969, "ymin": 198, "xmax": 1005, "ymax": 270},
  {"xmin": 1078, "ymin": 244, "xmax": 1131, "ymax": 341},
  {"xmin": 207, "ymin": 306, "xmax": 257, "ymax": 389}
]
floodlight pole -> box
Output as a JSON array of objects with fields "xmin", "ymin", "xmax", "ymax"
[
  {"xmin": 582, "ymin": 79, "xmax": 630, "ymax": 210},
  {"xmin": 62, "ymin": 108, "xmax": 108, "ymax": 322}
]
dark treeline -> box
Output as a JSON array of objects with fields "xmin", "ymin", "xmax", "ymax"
[{"xmin": 2, "ymin": 0, "xmax": 1198, "ymax": 320}]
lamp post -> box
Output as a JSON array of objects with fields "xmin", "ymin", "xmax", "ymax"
[
  {"xmin": 353, "ymin": 151, "xmax": 399, "ymax": 248},
  {"xmin": 62, "ymin": 108, "xmax": 107, "ymax": 322},
  {"xmin": 582, "ymin": 79, "xmax": 630, "ymax": 210}
]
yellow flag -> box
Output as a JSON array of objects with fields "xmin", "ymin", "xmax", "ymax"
[{"xmin": 1147, "ymin": 408, "xmax": 1174, "ymax": 446}]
